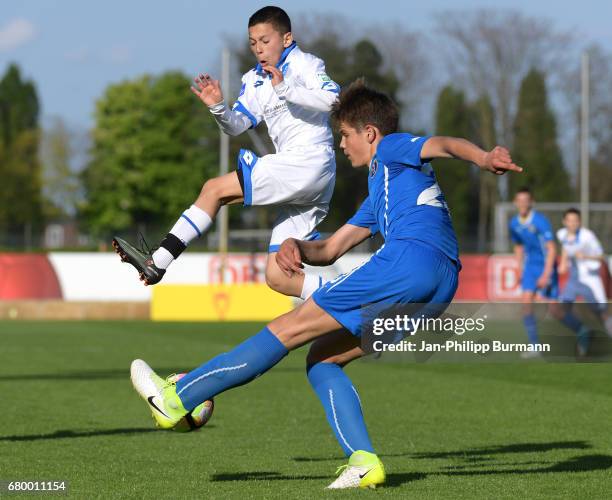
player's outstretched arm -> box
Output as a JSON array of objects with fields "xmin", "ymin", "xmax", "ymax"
[
  {"xmin": 276, "ymin": 224, "xmax": 372, "ymax": 277},
  {"xmin": 421, "ymin": 137, "xmax": 523, "ymax": 175},
  {"xmin": 191, "ymin": 73, "xmax": 252, "ymax": 136}
]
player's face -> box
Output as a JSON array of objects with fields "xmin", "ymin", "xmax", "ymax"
[
  {"xmin": 563, "ymin": 213, "xmax": 581, "ymax": 233},
  {"xmin": 513, "ymin": 192, "xmax": 533, "ymax": 217},
  {"xmin": 248, "ymin": 23, "xmax": 293, "ymax": 67},
  {"xmin": 338, "ymin": 123, "xmax": 372, "ymax": 167}
]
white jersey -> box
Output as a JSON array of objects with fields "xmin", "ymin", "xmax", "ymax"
[
  {"xmin": 208, "ymin": 43, "xmax": 338, "ymax": 152},
  {"xmin": 556, "ymin": 227, "xmax": 604, "ymax": 283}
]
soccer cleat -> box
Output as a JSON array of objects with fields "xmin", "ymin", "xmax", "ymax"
[
  {"xmin": 130, "ymin": 359, "xmax": 187, "ymax": 429},
  {"xmin": 604, "ymin": 316, "xmax": 612, "ymax": 338},
  {"xmin": 576, "ymin": 326, "xmax": 591, "ymax": 358},
  {"xmin": 113, "ymin": 236, "xmax": 165, "ymax": 285},
  {"xmin": 520, "ymin": 349, "xmax": 543, "ymax": 360},
  {"xmin": 326, "ymin": 451, "xmax": 386, "ymax": 489}
]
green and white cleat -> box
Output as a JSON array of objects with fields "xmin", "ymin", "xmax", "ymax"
[
  {"xmin": 130, "ymin": 359, "xmax": 187, "ymax": 429},
  {"xmin": 326, "ymin": 450, "xmax": 386, "ymax": 489}
]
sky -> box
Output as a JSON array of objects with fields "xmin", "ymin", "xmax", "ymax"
[{"xmin": 1, "ymin": 0, "xmax": 611, "ymax": 130}]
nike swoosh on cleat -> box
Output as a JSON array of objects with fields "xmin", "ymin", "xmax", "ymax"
[
  {"xmin": 359, "ymin": 469, "xmax": 373, "ymax": 479},
  {"xmin": 147, "ymin": 396, "xmax": 169, "ymax": 418}
]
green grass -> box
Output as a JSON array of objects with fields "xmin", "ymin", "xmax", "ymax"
[{"xmin": 1, "ymin": 320, "xmax": 611, "ymax": 499}]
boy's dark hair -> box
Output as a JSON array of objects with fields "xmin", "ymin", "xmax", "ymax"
[
  {"xmin": 331, "ymin": 79, "xmax": 399, "ymax": 136},
  {"xmin": 563, "ymin": 207, "xmax": 581, "ymax": 218},
  {"xmin": 515, "ymin": 186, "xmax": 533, "ymax": 197},
  {"xmin": 249, "ymin": 6, "xmax": 291, "ymax": 34}
]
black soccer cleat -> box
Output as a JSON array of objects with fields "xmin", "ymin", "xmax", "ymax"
[{"xmin": 112, "ymin": 236, "xmax": 166, "ymax": 286}]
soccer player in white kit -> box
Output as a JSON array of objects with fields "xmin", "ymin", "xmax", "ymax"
[
  {"xmin": 113, "ymin": 6, "xmax": 338, "ymax": 300},
  {"xmin": 557, "ymin": 208, "xmax": 612, "ymax": 340}
]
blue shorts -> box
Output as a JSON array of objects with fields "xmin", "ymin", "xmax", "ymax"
[
  {"xmin": 312, "ymin": 240, "xmax": 459, "ymax": 336},
  {"xmin": 521, "ymin": 264, "xmax": 558, "ymax": 299}
]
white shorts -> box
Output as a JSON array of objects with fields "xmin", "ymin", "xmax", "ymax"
[{"xmin": 237, "ymin": 146, "xmax": 336, "ymax": 252}]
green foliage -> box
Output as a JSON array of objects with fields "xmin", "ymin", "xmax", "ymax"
[
  {"xmin": 433, "ymin": 86, "xmax": 477, "ymax": 244},
  {"xmin": 81, "ymin": 72, "xmax": 219, "ymax": 237},
  {"xmin": 0, "ymin": 63, "xmax": 42, "ymax": 239},
  {"xmin": 41, "ymin": 118, "xmax": 79, "ymax": 219},
  {"xmin": 511, "ymin": 70, "xmax": 571, "ymax": 200}
]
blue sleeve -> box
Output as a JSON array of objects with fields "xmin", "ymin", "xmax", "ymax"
[
  {"xmin": 377, "ymin": 133, "xmax": 431, "ymax": 169},
  {"xmin": 536, "ymin": 214, "xmax": 554, "ymax": 242},
  {"xmin": 347, "ymin": 197, "xmax": 379, "ymax": 235},
  {"xmin": 509, "ymin": 221, "xmax": 522, "ymax": 244}
]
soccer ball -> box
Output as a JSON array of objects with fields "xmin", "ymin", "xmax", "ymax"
[{"xmin": 168, "ymin": 373, "xmax": 214, "ymax": 432}]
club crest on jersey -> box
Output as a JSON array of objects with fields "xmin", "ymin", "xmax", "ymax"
[{"xmin": 369, "ymin": 159, "xmax": 378, "ymax": 177}]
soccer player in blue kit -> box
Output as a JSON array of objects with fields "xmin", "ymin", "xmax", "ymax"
[
  {"xmin": 130, "ymin": 81, "xmax": 522, "ymax": 489},
  {"xmin": 510, "ymin": 188, "xmax": 559, "ymax": 356}
]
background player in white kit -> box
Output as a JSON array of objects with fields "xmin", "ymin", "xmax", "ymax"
[
  {"xmin": 113, "ymin": 6, "xmax": 338, "ymax": 301},
  {"xmin": 557, "ymin": 208, "xmax": 612, "ymax": 340}
]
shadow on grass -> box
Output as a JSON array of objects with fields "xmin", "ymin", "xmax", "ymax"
[
  {"xmin": 0, "ymin": 427, "xmax": 161, "ymax": 442},
  {"xmin": 438, "ymin": 454, "xmax": 612, "ymax": 476},
  {"xmin": 412, "ymin": 440, "xmax": 593, "ymax": 459},
  {"xmin": 292, "ymin": 440, "xmax": 592, "ymax": 463},
  {"xmin": 0, "ymin": 368, "xmax": 187, "ymax": 381},
  {"xmin": 211, "ymin": 471, "xmax": 329, "ymax": 482},
  {"xmin": 0, "ymin": 366, "xmax": 305, "ymax": 382}
]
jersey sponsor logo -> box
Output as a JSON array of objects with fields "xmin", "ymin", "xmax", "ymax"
[
  {"xmin": 369, "ymin": 159, "xmax": 378, "ymax": 177},
  {"xmin": 263, "ymin": 102, "xmax": 288, "ymax": 118}
]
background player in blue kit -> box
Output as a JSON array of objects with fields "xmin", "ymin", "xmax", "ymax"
[
  {"xmin": 129, "ymin": 81, "xmax": 522, "ymax": 489},
  {"xmin": 509, "ymin": 188, "xmax": 560, "ymax": 355}
]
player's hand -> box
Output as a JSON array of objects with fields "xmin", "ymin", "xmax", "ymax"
[
  {"xmin": 191, "ymin": 73, "xmax": 224, "ymax": 107},
  {"xmin": 482, "ymin": 146, "xmax": 523, "ymax": 175},
  {"xmin": 276, "ymin": 238, "xmax": 304, "ymax": 277},
  {"xmin": 262, "ymin": 64, "xmax": 284, "ymax": 86},
  {"xmin": 536, "ymin": 274, "xmax": 549, "ymax": 289}
]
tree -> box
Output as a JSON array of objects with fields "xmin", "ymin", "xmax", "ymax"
[
  {"xmin": 0, "ymin": 63, "xmax": 42, "ymax": 245},
  {"xmin": 433, "ymin": 86, "xmax": 476, "ymax": 246},
  {"xmin": 81, "ymin": 71, "xmax": 219, "ymax": 238},
  {"xmin": 40, "ymin": 117, "xmax": 80, "ymax": 219},
  {"xmin": 434, "ymin": 9, "xmax": 573, "ymax": 200},
  {"xmin": 470, "ymin": 94, "xmax": 498, "ymax": 251},
  {"xmin": 511, "ymin": 69, "xmax": 571, "ymax": 201}
]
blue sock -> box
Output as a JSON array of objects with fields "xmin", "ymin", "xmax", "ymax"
[
  {"xmin": 561, "ymin": 312, "xmax": 583, "ymax": 333},
  {"xmin": 523, "ymin": 314, "xmax": 539, "ymax": 345},
  {"xmin": 307, "ymin": 362, "xmax": 374, "ymax": 457},
  {"xmin": 176, "ymin": 327, "xmax": 287, "ymax": 410}
]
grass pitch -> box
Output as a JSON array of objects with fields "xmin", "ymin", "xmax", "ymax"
[{"xmin": 1, "ymin": 320, "xmax": 611, "ymax": 499}]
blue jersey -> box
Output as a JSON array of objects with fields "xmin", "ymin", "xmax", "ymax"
[
  {"xmin": 346, "ymin": 133, "xmax": 459, "ymax": 263},
  {"xmin": 509, "ymin": 210, "xmax": 554, "ymax": 268}
]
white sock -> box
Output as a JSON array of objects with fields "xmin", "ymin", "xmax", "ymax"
[
  {"xmin": 152, "ymin": 247, "xmax": 174, "ymax": 269},
  {"xmin": 300, "ymin": 273, "xmax": 325, "ymax": 300},
  {"xmin": 151, "ymin": 205, "xmax": 212, "ymax": 270},
  {"xmin": 170, "ymin": 205, "xmax": 212, "ymax": 245}
]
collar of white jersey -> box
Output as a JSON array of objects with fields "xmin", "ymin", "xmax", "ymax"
[{"xmin": 255, "ymin": 42, "xmax": 298, "ymax": 76}]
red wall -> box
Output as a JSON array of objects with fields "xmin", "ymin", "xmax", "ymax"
[{"xmin": 0, "ymin": 254, "xmax": 62, "ymax": 299}]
